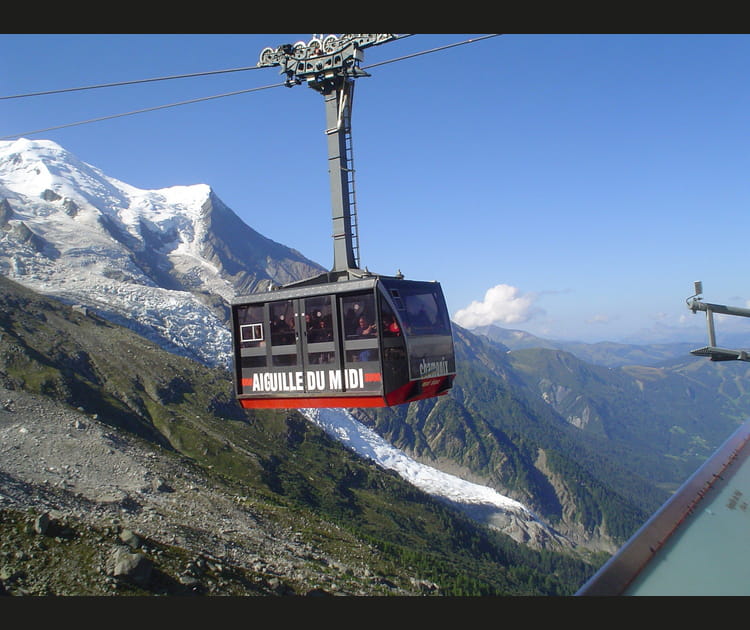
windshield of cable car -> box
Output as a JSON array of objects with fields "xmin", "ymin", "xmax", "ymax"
[{"xmin": 394, "ymin": 285, "xmax": 452, "ymax": 336}]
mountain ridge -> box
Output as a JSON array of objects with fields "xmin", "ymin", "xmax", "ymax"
[
  {"xmin": 471, "ymin": 323, "xmax": 703, "ymax": 368},
  {"xmin": 0, "ymin": 138, "xmax": 325, "ymax": 369}
]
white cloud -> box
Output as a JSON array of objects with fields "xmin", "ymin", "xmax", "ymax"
[
  {"xmin": 586, "ymin": 314, "xmax": 611, "ymax": 325},
  {"xmin": 453, "ymin": 284, "xmax": 538, "ymax": 329}
]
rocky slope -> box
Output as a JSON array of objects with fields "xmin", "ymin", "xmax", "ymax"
[{"xmin": 0, "ymin": 384, "xmax": 419, "ymax": 596}]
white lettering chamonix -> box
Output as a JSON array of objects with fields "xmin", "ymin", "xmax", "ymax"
[{"xmin": 418, "ymin": 357, "xmax": 450, "ymax": 377}]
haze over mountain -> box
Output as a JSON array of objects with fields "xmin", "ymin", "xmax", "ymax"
[{"xmin": 471, "ymin": 323, "xmax": 703, "ymax": 368}]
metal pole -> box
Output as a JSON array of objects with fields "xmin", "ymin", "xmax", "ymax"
[
  {"xmin": 706, "ymin": 308, "xmax": 716, "ymax": 347},
  {"xmin": 689, "ymin": 299, "xmax": 750, "ymax": 319},
  {"xmin": 256, "ymin": 35, "xmax": 398, "ymax": 276},
  {"xmin": 323, "ymin": 81, "xmax": 357, "ymax": 272}
]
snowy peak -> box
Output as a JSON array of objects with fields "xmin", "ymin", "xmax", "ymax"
[
  {"xmin": 0, "ymin": 137, "xmax": 212, "ymax": 256},
  {"xmin": 0, "ymin": 138, "xmax": 324, "ymax": 367},
  {"xmin": 0, "ymin": 138, "xmax": 130, "ymax": 213}
]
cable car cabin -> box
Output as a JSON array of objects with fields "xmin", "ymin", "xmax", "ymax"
[{"xmin": 231, "ymin": 275, "xmax": 456, "ymax": 409}]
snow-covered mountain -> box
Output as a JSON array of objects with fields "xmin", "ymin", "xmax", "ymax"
[
  {"xmin": 0, "ymin": 138, "xmax": 324, "ymax": 368},
  {"xmin": 0, "ymin": 138, "xmax": 563, "ymax": 547}
]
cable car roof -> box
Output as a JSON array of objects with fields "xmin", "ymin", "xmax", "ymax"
[{"xmin": 232, "ymin": 272, "xmax": 441, "ymax": 306}]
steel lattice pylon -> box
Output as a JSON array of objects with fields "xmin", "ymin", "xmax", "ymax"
[{"xmin": 257, "ymin": 34, "xmax": 397, "ymax": 275}]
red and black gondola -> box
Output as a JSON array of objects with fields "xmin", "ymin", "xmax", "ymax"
[
  {"xmin": 230, "ymin": 35, "xmax": 456, "ymax": 409},
  {"xmin": 231, "ymin": 273, "xmax": 455, "ymax": 408}
]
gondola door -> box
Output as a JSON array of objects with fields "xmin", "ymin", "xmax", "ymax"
[
  {"xmin": 267, "ymin": 294, "xmax": 373, "ymax": 397},
  {"xmin": 265, "ymin": 296, "xmax": 340, "ymax": 395},
  {"xmin": 296, "ymin": 292, "xmax": 384, "ymax": 399},
  {"xmin": 338, "ymin": 291, "xmax": 383, "ymax": 397},
  {"xmin": 299, "ymin": 294, "xmax": 343, "ymax": 394}
]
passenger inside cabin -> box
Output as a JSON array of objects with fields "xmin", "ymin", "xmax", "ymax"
[
  {"xmin": 309, "ymin": 318, "xmax": 332, "ymax": 343},
  {"xmin": 355, "ymin": 315, "xmax": 377, "ymax": 362},
  {"xmin": 344, "ymin": 302, "xmax": 362, "ymax": 338},
  {"xmin": 356, "ymin": 315, "xmax": 376, "ymax": 337},
  {"xmin": 277, "ymin": 315, "xmax": 295, "ymax": 344},
  {"xmin": 382, "ymin": 314, "xmax": 401, "ymax": 336}
]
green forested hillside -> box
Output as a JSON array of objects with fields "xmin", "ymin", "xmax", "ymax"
[
  {"xmin": 3, "ymin": 270, "xmax": 741, "ymax": 594},
  {"xmin": 356, "ymin": 324, "xmax": 750, "ymax": 552},
  {"xmin": 0, "ymin": 275, "xmax": 595, "ymax": 595},
  {"xmin": 356, "ymin": 328, "xmax": 661, "ymax": 548},
  {"xmin": 507, "ymin": 347, "xmax": 747, "ymax": 481}
]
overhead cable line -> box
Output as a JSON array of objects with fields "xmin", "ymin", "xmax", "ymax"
[
  {"xmin": 364, "ymin": 33, "xmax": 501, "ymax": 69},
  {"xmin": 0, "ymin": 64, "xmax": 266, "ymax": 101},
  {"xmin": 0, "ymin": 34, "xmax": 500, "ymax": 140},
  {"xmin": 0, "ymin": 83, "xmax": 285, "ymax": 140},
  {"xmin": 0, "ymin": 34, "xmax": 417, "ymax": 102}
]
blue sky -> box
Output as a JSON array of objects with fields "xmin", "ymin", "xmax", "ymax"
[{"xmin": 2, "ymin": 33, "xmax": 750, "ymax": 345}]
